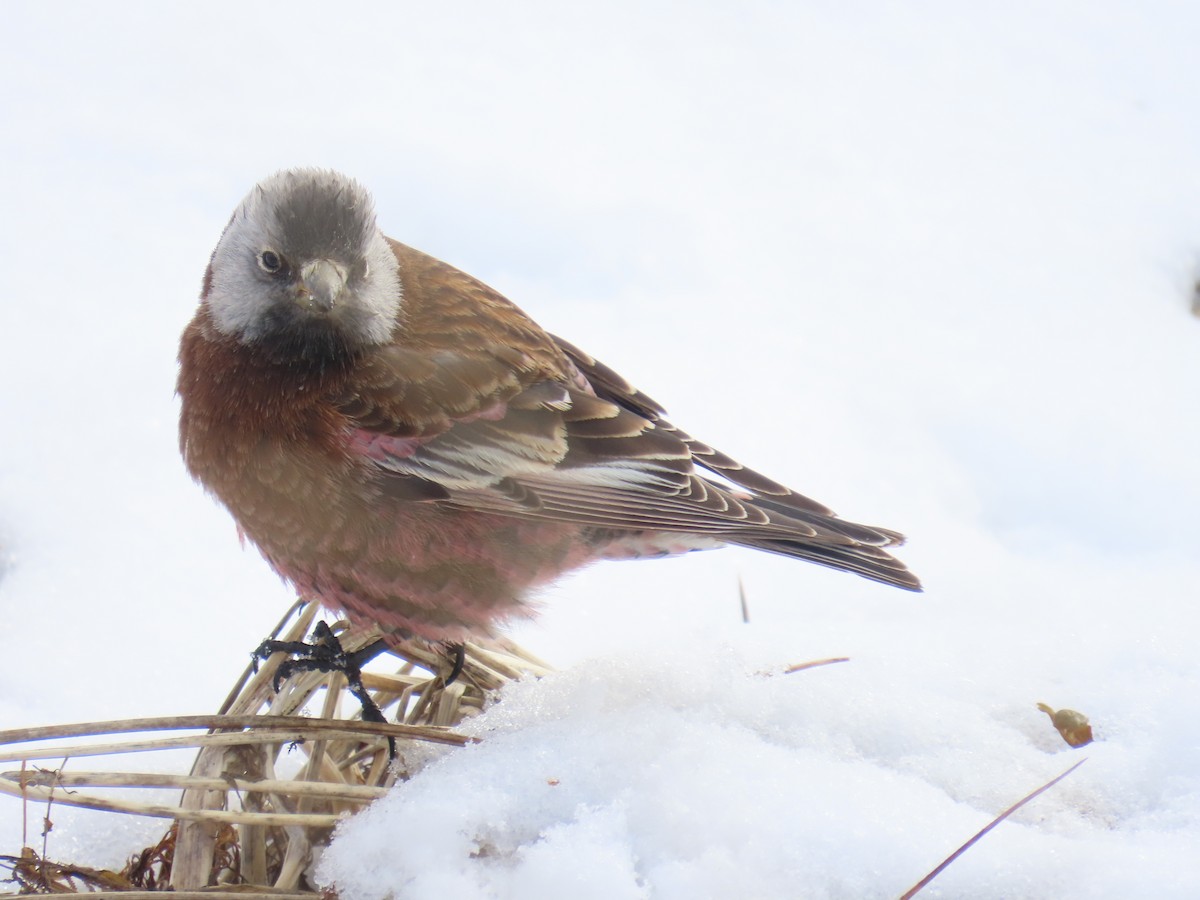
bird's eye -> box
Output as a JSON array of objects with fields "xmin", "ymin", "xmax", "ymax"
[{"xmin": 258, "ymin": 250, "xmax": 283, "ymax": 274}]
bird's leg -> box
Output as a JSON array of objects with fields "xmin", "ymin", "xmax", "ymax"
[{"xmin": 253, "ymin": 621, "xmax": 396, "ymax": 758}]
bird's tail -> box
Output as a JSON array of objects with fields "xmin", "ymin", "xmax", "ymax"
[
  {"xmin": 731, "ymin": 531, "xmax": 921, "ymax": 591},
  {"xmin": 727, "ymin": 493, "xmax": 921, "ymax": 591}
]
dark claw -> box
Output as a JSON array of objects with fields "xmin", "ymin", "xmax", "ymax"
[
  {"xmin": 253, "ymin": 622, "xmax": 396, "ymax": 759},
  {"xmin": 444, "ymin": 642, "xmax": 466, "ymax": 685}
]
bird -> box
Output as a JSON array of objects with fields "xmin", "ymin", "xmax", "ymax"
[{"xmin": 178, "ymin": 168, "xmax": 920, "ymax": 650}]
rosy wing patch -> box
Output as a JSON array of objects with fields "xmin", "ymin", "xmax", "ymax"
[{"xmin": 346, "ymin": 429, "xmax": 428, "ymax": 461}]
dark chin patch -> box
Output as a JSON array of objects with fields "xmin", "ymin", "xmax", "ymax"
[{"xmin": 254, "ymin": 309, "xmax": 359, "ymax": 368}]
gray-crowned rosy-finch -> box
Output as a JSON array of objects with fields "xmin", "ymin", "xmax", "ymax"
[{"xmin": 178, "ymin": 169, "xmax": 919, "ymax": 646}]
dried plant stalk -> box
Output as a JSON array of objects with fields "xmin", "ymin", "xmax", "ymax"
[{"xmin": 0, "ymin": 600, "xmax": 551, "ymax": 894}]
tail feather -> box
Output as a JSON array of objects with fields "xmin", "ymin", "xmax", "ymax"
[{"xmin": 737, "ymin": 533, "xmax": 922, "ymax": 591}]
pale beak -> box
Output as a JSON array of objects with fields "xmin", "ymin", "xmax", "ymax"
[{"xmin": 296, "ymin": 259, "xmax": 348, "ymax": 312}]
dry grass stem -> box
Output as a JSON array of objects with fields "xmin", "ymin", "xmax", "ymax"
[
  {"xmin": 0, "ymin": 600, "xmax": 549, "ymax": 894},
  {"xmin": 899, "ymin": 758, "xmax": 1087, "ymax": 899}
]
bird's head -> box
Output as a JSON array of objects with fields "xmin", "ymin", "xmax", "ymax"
[{"xmin": 204, "ymin": 169, "xmax": 402, "ymax": 362}]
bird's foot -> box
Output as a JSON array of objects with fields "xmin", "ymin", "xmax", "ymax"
[{"xmin": 253, "ymin": 621, "xmax": 395, "ymax": 758}]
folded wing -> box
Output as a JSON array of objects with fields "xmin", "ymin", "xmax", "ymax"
[{"xmin": 335, "ymin": 335, "xmax": 921, "ymax": 592}]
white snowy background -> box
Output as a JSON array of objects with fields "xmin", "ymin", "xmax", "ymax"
[{"xmin": 2, "ymin": 2, "xmax": 1199, "ymax": 897}]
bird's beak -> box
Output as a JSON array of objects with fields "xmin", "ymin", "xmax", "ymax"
[{"xmin": 296, "ymin": 259, "xmax": 348, "ymax": 313}]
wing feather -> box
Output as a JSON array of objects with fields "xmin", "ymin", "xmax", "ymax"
[{"xmin": 330, "ymin": 246, "xmax": 919, "ymax": 591}]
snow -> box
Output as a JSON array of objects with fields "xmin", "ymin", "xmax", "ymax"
[
  {"xmin": 319, "ymin": 649, "xmax": 1200, "ymax": 898},
  {"xmin": 2, "ymin": 1, "xmax": 1199, "ymax": 896}
]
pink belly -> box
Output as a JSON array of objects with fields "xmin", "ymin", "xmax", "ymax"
[{"xmin": 259, "ymin": 504, "xmax": 597, "ymax": 643}]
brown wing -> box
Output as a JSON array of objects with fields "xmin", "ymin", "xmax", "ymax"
[
  {"xmin": 334, "ymin": 241, "xmax": 920, "ymax": 590},
  {"xmin": 549, "ymin": 334, "xmax": 861, "ymax": 519},
  {"xmin": 330, "ymin": 240, "xmax": 575, "ymax": 437}
]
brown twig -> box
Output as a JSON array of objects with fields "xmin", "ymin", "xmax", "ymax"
[
  {"xmin": 899, "ymin": 759, "xmax": 1087, "ymax": 899},
  {"xmin": 781, "ymin": 657, "xmax": 850, "ymax": 674}
]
